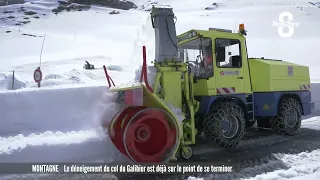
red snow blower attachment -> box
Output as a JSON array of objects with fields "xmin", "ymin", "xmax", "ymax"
[{"xmin": 108, "ymin": 106, "xmax": 178, "ymax": 163}]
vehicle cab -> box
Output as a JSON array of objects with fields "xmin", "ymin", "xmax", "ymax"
[{"xmin": 177, "ymin": 24, "xmax": 252, "ymax": 96}]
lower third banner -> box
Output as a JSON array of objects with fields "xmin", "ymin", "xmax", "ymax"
[{"xmin": 0, "ymin": 163, "xmax": 233, "ymax": 174}]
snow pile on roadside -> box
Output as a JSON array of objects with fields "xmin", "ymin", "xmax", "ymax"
[
  {"xmin": 0, "ymin": 130, "xmax": 100, "ymax": 154},
  {"xmin": 186, "ymin": 148, "xmax": 320, "ymax": 180},
  {"xmin": 0, "ymin": 72, "xmax": 27, "ymax": 90},
  {"xmin": 0, "ymin": 85, "xmax": 124, "ymax": 164},
  {"xmin": 242, "ymin": 149, "xmax": 320, "ymax": 180},
  {"xmin": 187, "ymin": 177, "xmax": 203, "ymax": 180}
]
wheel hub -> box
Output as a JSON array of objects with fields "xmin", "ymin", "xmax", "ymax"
[
  {"xmin": 287, "ymin": 108, "xmax": 298, "ymax": 127},
  {"xmin": 135, "ymin": 125, "xmax": 151, "ymax": 143},
  {"xmin": 181, "ymin": 146, "xmax": 192, "ymax": 159},
  {"xmin": 221, "ymin": 115, "xmax": 239, "ymax": 138}
]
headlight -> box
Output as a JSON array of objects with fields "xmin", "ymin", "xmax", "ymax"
[{"xmin": 188, "ymin": 32, "xmax": 193, "ymax": 38}]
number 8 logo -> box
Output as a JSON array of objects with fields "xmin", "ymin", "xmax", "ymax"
[{"xmin": 278, "ymin": 12, "xmax": 294, "ymax": 38}]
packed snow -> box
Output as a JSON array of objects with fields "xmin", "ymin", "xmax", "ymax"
[{"xmin": 0, "ymin": 0, "xmax": 320, "ymax": 179}]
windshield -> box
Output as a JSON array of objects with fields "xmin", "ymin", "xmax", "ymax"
[{"xmin": 178, "ymin": 37, "xmax": 213, "ymax": 79}]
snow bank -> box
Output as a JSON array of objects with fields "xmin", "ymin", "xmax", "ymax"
[
  {"xmin": 0, "ymin": 85, "xmax": 127, "ymax": 163},
  {"xmin": 242, "ymin": 149, "xmax": 320, "ymax": 180},
  {"xmin": 23, "ymin": 1, "xmax": 60, "ymax": 11},
  {"xmin": 0, "ymin": 80, "xmax": 133, "ymax": 163},
  {"xmin": 93, "ymin": 88, "xmax": 124, "ymax": 135},
  {"xmin": 0, "ymin": 55, "xmax": 133, "ymax": 90},
  {"xmin": 0, "ymin": 85, "xmax": 120, "ymax": 150},
  {"xmin": 0, "ymin": 72, "xmax": 27, "ymax": 90},
  {"xmin": 0, "ymin": 130, "xmax": 100, "ymax": 154},
  {"xmin": 289, "ymin": 171, "xmax": 320, "ymax": 180},
  {"xmin": 186, "ymin": 145, "xmax": 320, "ymax": 180},
  {"xmin": 0, "ymin": 129, "xmax": 122, "ymax": 163},
  {"xmin": 187, "ymin": 177, "xmax": 203, "ymax": 180}
]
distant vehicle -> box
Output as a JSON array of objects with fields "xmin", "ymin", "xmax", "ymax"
[{"xmin": 83, "ymin": 61, "xmax": 95, "ymax": 70}]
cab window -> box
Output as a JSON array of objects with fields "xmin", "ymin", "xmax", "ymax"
[
  {"xmin": 178, "ymin": 37, "xmax": 213, "ymax": 79},
  {"xmin": 215, "ymin": 38, "xmax": 242, "ymax": 68}
]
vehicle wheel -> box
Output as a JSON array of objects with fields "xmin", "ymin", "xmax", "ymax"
[
  {"xmin": 270, "ymin": 98, "xmax": 302, "ymax": 135},
  {"xmin": 180, "ymin": 146, "xmax": 193, "ymax": 160},
  {"xmin": 203, "ymin": 101, "xmax": 245, "ymax": 148},
  {"xmin": 246, "ymin": 120, "xmax": 256, "ymax": 128}
]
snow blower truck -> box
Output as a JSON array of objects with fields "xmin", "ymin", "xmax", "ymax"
[{"xmin": 104, "ymin": 6, "xmax": 315, "ymax": 163}]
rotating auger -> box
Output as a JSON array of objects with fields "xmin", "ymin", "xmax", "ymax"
[{"xmin": 108, "ymin": 106, "xmax": 179, "ymax": 163}]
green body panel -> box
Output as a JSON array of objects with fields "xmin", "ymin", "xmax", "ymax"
[
  {"xmin": 161, "ymin": 72, "xmax": 182, "ymax": 109},
  {"xmin": 193, "ymin": 79, "xmax": 210, "ymax": 95},
  {"xmin": 249, "ymin": 58, "xmax": 310, "ymax": 92},
  {"xmin": 154, "ymin": 62, "xmax": 196, "ymax": 145}
]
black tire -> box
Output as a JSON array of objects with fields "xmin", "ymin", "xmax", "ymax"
[
  {"xmin": 246, "ymin": 120, "xmax": 256, "ymax": 128},
  {"xmin": 270, "ymin": 98, "xmax": 302, "ymax": 135},
  {"xmin": 203, "ymin": 101, "xmax": 245, "ymax": 148},
  {"xmin": 180, "ymin": 146, "xmax": 193, "ymax": 160}
]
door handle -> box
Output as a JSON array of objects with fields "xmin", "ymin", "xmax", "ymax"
[{"xmin": 237, "ymin": 77, "xmax": 243, "ymax": 79}]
